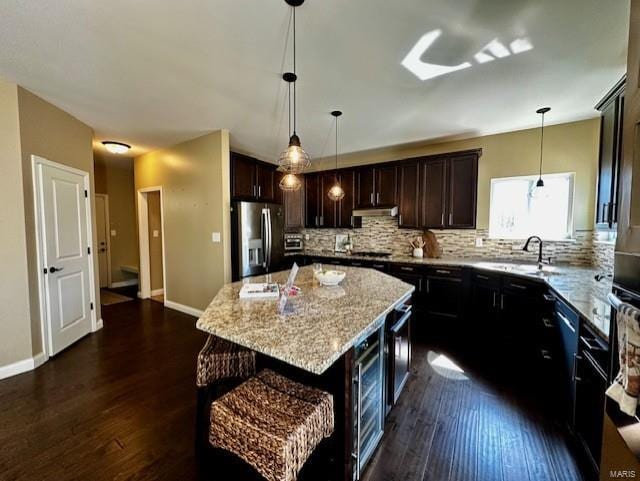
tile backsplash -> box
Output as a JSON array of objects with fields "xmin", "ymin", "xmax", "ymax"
[{"xmin": 302, "ymin": 216, "xmax": 615, "ymax": 273}]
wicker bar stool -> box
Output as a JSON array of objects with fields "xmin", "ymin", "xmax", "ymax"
[
  {"xmin": 195, "ymin": 335, "xmax": 257, "ymax": 454},
  {"xmin": 196, "ymin": 334, "xmax": 256, "ymax": 387},
  {"xmin": 209, "ymin": 369, "xmax": 335, "ymax": 481}
]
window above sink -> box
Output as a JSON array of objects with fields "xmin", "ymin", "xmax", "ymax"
[{"xmin": 489, "ymin": 172, "xmax": 575, "ymax": 240}]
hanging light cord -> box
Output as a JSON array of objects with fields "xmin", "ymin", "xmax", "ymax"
[
  {"xmin": 539, "ymin": 111, "xmax": 545, "ymax": 179},
  {"xmin": 292, "ymin": 7, "xmax": 297, "ymax": 135},
  {"xmin": 287, "ymin": 81, "xmax": 292, "ymax": 137},
  {"xmin": 335, "ymin": 116, "xmax": 339, "ymax": 180}
]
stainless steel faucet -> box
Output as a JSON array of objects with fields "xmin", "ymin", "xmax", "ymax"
[{"xmin": 522, "ymin": 236, "xmax": 548, "ymax": 269}]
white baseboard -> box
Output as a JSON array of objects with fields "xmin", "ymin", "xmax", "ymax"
[
  {"xmin": 164, "ymin": 299, "xmax": 204, "ymax": 318},
  {"xmin": 0, "ymin": 352, "xmax": 46, "ymax": 381},
  {"xmin": 93, "ymin": 318, "xmax": 104, "ymax": 332},
  {"xmin": 151, "ymin": 288, "xmax": 164, "ymax": 296},
  {"xmin": 110, "ymin": 279, "xmax": 139, "ymax": 288}
]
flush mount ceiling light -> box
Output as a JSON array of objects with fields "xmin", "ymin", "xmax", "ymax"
[
  {"xmin": 327, "ymin": 110, "xmax": 345, "ymax": 202},
  {"xmin": 277, "ymin": 0, "xmax": 310, "ymax": 175},
  {"xmin": 102, "ymin": 141, "xmax": 131, "ymax": 154}
]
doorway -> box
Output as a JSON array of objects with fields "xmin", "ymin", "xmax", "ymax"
[
  {"xmin": 137, "ymin": 187, "xmax": 166, "ymax": 303},
  {"xmin": 95, "ymin": 194, "xmax": 111, "ymax": 288},
  {"xmin": 33, "ymin": 156, "xmax": 96, "ymax": 356}
]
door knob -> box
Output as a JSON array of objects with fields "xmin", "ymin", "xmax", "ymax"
[{"xmin": 49, "ymin": 266, "xmax": 64, "ymax": 273}]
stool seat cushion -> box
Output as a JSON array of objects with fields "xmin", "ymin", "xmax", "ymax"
[
  {"xmin": 209, "ymin": 369, "xmax": 334, "ymax": 481},
  {"xmin": 196, "ymin": 335, "xmax": 256, "ymax": 387}
]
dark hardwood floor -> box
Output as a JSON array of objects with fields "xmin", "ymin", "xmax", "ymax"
[{"xmin": 0, "ymin": 300, "xmax": 585, "ymax": 481}]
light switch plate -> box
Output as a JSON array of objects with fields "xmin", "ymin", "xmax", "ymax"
[
  {"xmin": 475, "ymin": 237, "xmax": 483, "ymax": 247},
  {"xmin": 304, "ymin": 234, "xmax": 310, "ymax": 241},
  {"xmin": 153, "ymin": 230, "xmax": 159, "ymax": 238},
  {"xmin": 111, "ymin": 230, "xmax": 117, "ymax": 237},
  {"xmin": 212, "ymin": 232, "xmax": 221, "ymax": 243}
]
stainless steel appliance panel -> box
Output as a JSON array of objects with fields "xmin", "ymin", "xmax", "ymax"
[{"xmin": 232, "ymin": 201, "xmax": 284, "ymax": 280}]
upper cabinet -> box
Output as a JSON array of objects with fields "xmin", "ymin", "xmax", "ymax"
[
  {"xmin": 447, "ymin": 153, "xmax": 479, "ymax": 228},
  {"xmin": 397, "ymin": 161, "xmax": 420, "ymax": 228},
  {"xmin": 305, "ymin": 171, "xmax": 360, "ymax": 228},
  {"xmin": 421, "ymin": 151, "xmax": 479, "ymax": 229},
  {"xmin": 276, "ymin": 171, "xmax": 305, "ymax": 231},
  {"xmin": 355, "ymin": 165, "xmax": 397, "ymax": 208},
  {"xmin": 230, "ymin": 152, "xmax": 277, "ymax": 203},
  {"xmin": 595, "ymin": 78, "xmax": 625, "ymax": 229}
]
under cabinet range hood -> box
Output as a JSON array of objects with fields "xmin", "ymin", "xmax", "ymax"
[{"xmin": 352, "ymin": 206, "xmax": 398, "ymax": 217}]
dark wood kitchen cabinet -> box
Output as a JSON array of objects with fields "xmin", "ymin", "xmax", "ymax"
[
  {"xmin": 276, "ymin": 171, "xmax": 305, "ymax": 231},
  {"xmin": 421, "ymin": 159, "xmax": 447, "ymax": 228},
  {"xmin": 447, "ymin": 153, "xmax": 478, "ymax": 228},
  {"xmin": 355, "ymin": 165, "xmax": 397, "ymax": 208},
  {"xmin": 397, "ymin": 161, "xmax": 420, "ymax": 228},
  {"xmin": 231, "ymin": 152, "xmax": 277, "ymax": 202},
  {"xmin": 595, "ymin": 77, "xmax": 625, "ymax": 229},
  {"xmin": 305, "ymin": 172, "xmax": 342, "ymax": 228},
  {"xmin": 305, "ymin": 174, "xmax": 321, "ymax": 228},
  {"xmin": 424, "ymin": 267, "xmax": 464, "ymax": 320},
  {"xmin": 337, "ymin": 169, "xmax": 360, "ymax": 228},
  {"xmin": 421, "ymin": 152, "xmax": 479, "ymax": 229}
]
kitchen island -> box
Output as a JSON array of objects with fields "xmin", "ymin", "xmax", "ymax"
[{"xmin": 196, "ymin": 265, "xmax": 415, "ymax": 480}]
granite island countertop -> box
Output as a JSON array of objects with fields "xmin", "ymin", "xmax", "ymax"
[
  {"xmin": 292, "ymin": 250, "xmax": 613, "ymax": 339},
  {"xmin": 196, "ymin": 265, "xmax": 414, "ymax": 375}
]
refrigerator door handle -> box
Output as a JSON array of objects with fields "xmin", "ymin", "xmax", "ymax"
[
  {"xmin": 265, "ymin": 208, "xmax": 272, "ymax": 270},
  {"xmin": 261, "ymin": 208, "xmax": 268, "ymax": 268}
]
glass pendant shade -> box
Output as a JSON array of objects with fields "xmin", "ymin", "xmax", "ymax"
[
  {"xmin": 279, "ymin": 173, "xmax": 302, "ymax": 192},
  {"xmin": 327, "ymin": 181, "xmax": 345, "ymax": 201},
  {"xmin": 278, "ymin": 134, "xmax": 310, "ymax": 174}
]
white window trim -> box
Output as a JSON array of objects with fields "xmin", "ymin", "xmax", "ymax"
[{"xmin": 488, "ymin": 172, "xmax": 576, "ymax": 241}]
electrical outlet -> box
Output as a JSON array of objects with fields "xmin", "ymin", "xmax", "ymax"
[
  {"xmin": 304, "ymin": 234, "xmax": 310, "ymax": 241},
  {"xmin": 475, "ymin": 237, "xmax": 483, "ymax": 247},
  {"xmin": 153, "ymin": 230, "xmax": 159, "ymax": 238},
  {"xmin": 212, "ymin": 232, "xmax": 221, "ymax": 243},
  {"xmin": 110, "ymin": 230, "xmax": 117, "ymax": 237}
]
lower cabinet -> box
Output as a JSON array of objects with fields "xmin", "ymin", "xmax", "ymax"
[{"xmin": 424, "ymin": 267, "xmax": 464, "ymax": 320}]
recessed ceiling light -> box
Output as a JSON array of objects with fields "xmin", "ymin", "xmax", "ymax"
[{"xmin": 102, "ymin": 141, "xmax": 131, "ymax": 154}]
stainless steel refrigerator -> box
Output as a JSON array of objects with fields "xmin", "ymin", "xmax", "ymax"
[{"xmin": 231, "ymin": 201, "xmax": 285, "ymax": 281}]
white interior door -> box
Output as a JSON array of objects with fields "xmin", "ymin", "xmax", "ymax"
[
  {"xmin": 95, "ymin": 195, "xmax": 109, "ymax": 288},
  {"xmin": 37, "ymin": 161, "xmax": 93, "ymax": 355}
]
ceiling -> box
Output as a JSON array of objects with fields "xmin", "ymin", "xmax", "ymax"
[{"xmin": 0, "ymin": 0, "xmax": 629, "ymax": 162}]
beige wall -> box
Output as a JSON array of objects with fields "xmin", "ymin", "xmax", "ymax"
[
  {"xmin": 94, "ymin": 155, "xmax": 139, "ymax": 284},
  {"xmin": 310, "ymin": 119, "xmax": 600, "ymax": 231},
  {"xmin": 0, "ymin": 78, "xmax": 33, "ymax": 366},
  {"xmin": 135, "ymin": 130, "xmax": 231, "ymax": 311},
  {"xmin": 147, "ymin": 191, "xmax": 164, "ymax": 291},
  {"xmin": 17, "ymin": 87, "xmax": 100, "ymax": 355}
]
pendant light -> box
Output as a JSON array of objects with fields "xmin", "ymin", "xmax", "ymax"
[
  {"xmin": 278, "ymin": 67, "xmax": 302, "ymax": 191},
  {"xmin": 535, "ymin": 107, "xmax": 550, "ymax": 188},
  {"xmin": 277, "ymin": 0, "xmax": 310, "ymax": 175},
  {"xmin": 327, "ymin": 110, "xmax": 345, "ymax": 201}
]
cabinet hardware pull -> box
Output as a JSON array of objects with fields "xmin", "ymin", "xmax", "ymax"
[
  {"xmin": 449, "ymin": 212, "xmax": 453, "ymax": 225},
  {"xmin": 435, "ymin": 269, "xmax": 451, "ymax": 275},
  {"xmin": 399, "ymin": 214, "xmax": 403, "ymax": 225},
  {"xmin": 573, "ymin": 353, "xmax": 582, "ymax": 382},
  {"xmin": 500, "ymin": 294, "xmax": 504, "ymax": 310},
  {"xmin": 557, "ymin": 311, "xmax": 575, "ymax": 333},
  {"xmin": 320, "ymin": 216, "xmax": 324, "ymax": 226},
  {"xmin": 376, "ymin": 192, "xmax": 380, "ymax": 204},
  {"xmin": 315, "ymin": 216, "xmax": 319, "ymax": 227},
  {"xmin": 373, "ymin": 264, "xmax": 385, "ymax": 269},
  {"xmin": 580, "ymin": 335, "xmax": 604, "ymax": 351},
  {"xmin": 541, "ymin": 349, "xmax": 552, "ymax": 361},
  {"xmin": 492, "ymin": 291, "xmax": 497, "ymax": 308},
  {"xmin": 426, "ymin": 278, "xmax": 430, "ymax": 294},
  {"xmin": 441, "ymin": 212, "xmax": 445, "ymax": 226},
  {"xmin": 370, "ymin": 193, "xmax": 374, "ymax": 205},
  {"xmin": 510, "ymin": 283, "xmax": 527, "ymax": 290},
  {"xmin": 400, "ymin": 266, "xmax": 414, "ymax": 271},
  {"xmin": 258, "ymin": 185, "xmax": 261, "ymax": 197},
  {"xmin": 350, "ymin": 215, "xmax": 353, "ymax": 227},
  {"xmin": 476, "ymin": 274, "xmax": 489, "ymax": 280},
  {"xmin": 542, "ymin": 317, "xmax": 554, "ymax": 328},
  {"xmin": 543, "ymin": 293, "xmax": 556, "ymax": 302}
]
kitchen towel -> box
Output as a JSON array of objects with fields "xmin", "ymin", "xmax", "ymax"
[{"xmin": 607, "ymin": 302, "xmax": 640, "ymax": 416}]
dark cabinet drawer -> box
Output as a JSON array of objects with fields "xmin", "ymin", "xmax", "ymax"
[
  {"xmin": 426, "ymin": 266, "xmax": 463, "ymax": 279},
  {"xmin": 390, "ymin": 264, "xmax": 423, "ymax": 275},
  {"xmin": 392, "ymin": 272, "xmax": 424, "ymax": 295},
  {"xmin": 472, "ymin": 270, "xmax": 501, "ymax": 287},
  {"xmin": 501, "ymin": 275, "xmax": 544, "ymax": 295}
]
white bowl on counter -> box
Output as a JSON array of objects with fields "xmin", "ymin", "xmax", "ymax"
[{"xmin": 314, "ymin": 269, "xmax": 346, "ymax": 286}]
